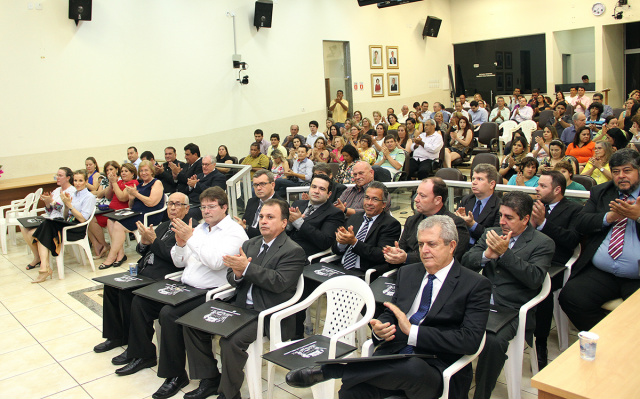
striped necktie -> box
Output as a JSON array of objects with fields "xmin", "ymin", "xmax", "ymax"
[
  {"xmin": 608, "ymin": 195, "xmax": 629, "ymax": 260},
  {"xmin": 343, "ymin": 216, "xmax": 372, "ymax": 270}
]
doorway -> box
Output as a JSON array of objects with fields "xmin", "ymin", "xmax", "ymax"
[{"xmin": 323, "ymin": 41, "xmax": 352, "ymax": 121}]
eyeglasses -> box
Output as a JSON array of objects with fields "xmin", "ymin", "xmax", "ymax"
[
  {"xmin": 364, "ymin": 195, "xmax": 384, "ymax": 203},
  {"xmin": 201, "ymin": 204, "xmax": 221, "ymax": 211},
  {"xmin": 167, "ymin": 202, "xmax": 188, "ymax": 208},
  {"xmin": 252, "ymin": 182, "xmax": 269, "ymax": 188},
  {"xmin": 202, "ymin": 162, "xmax": 212, "ymax": 167}
]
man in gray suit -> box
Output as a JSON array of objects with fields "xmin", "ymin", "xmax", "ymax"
[
  {"xmin": 182, "ymin": 199, "xmax": 306, "ymax": 399},
  {"xmin": 461, "ymin": 191, "xmax": 554, "ymax": 399}
]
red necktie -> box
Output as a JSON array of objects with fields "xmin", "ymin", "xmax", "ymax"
[{"xmin": 608, "ymin": 195, "xmax": 629, "ymax": 260}]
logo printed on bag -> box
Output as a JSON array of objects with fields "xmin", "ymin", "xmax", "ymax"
[
  {"xmin": 284, "ymin": 341, "xmax": 326, "ymax": 358},
  {"xmin": 158, "ymin": 283, "xmax": 191, "ymax": 296},
  {"xmin": 314, "ymin": 266, "xmax": 345, "ymax": 277},
  {"xmin": 114, "ymin": 274, "xmax": 143, "ymax": 283},
  {"xmin": 203, "ymin": 307, "xmax": 241, "ymax": 323}
]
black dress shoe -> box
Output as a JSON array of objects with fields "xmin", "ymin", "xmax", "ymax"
[
  {"xmin": 112, "ymin": 255, "xmax": 128, "ymax": 267},
  {"xmin": 115, "ymin": 357, "xmax": 157, "ymax": 376},
  {"xmin": 285, "ymin": 365, "xmax": 328, "ymax": 388},
  {"xmin": 152, "ymin": 371, "xmax": 189, "ymax": 399},
  {"xmin": 112, "ymin": 350, "xmax": 132, "ymax": 365},
  {"xmin": 184, "ymin": 375, "xmax": 221, "ymax": 399},
  {"xmin": 536, "ymin": 342, "xmax": 549, "ymax": 370},
  {"xmin": 93, "ymin": 339, "xmax": 122, "ymax": 353}
]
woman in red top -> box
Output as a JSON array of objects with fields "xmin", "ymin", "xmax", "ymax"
[
  {"xmin": 88, "ymin": 162, "xmax": 139, "ymax": 259},
  {"xmin": 565, "ymin": 126, "xmax": 595, "ymax": 167}
]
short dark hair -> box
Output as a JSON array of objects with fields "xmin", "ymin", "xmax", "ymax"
[
  {"xmin": 250, "ymin": 142, "xmax": 261, "ymax": 151},
  {"xmin": 406, "ymin": 117, "xmax": 416, "ymax": 125},
  {"xmin": 184, "ymin": 143, "xmax": 200, "ymax": 157},
  {"xmin": 309, "ymin": 120, "xmax": 319, "ymax": 128},
  {"xmin": 337, "ymin": 89, "xmax": 344, "ymax": 94},
  {"xmin": 582, "ymin": 75, "xmax": 589, "ymax": 80},
  {"xmin": 103, "ymin": 160, "xmax": 121, "ymax": 176},
  {"xmin": 311, "ymin": 174, "xmax": 333, "ymax": 194},
  {"xmin": 127, "ymin": 146, "xmax": 138, "ymax": 153},
  {"xmin": 541, "ymin": 170, "xmax": 567, "ymax": 196},
  {"xmin": 593, "ymin": 92, "xmax": 604, "ymax": 100},
  {"xmin": 384, "ymin": 134, "xmax": 397, "ymax": 143},
  {"xmin": 120, "ymin": 163, "xmax": 137, "ymax": 179},
  {"xmin": 199, "ymin": 187, "xmax": 228, "ymax": 214},
  {"xmin": 360, "ymin": 134, "xmax": 373, "ymax": 147},
  {"xmin": 263, "ymin": 198, "xmax": 289, "ymax": 221},
  {"xmin": 470, "ymin": 100, "xmax": 479, "ymax": 107},
  {"xmin": 425, "ymin": 176, "xmax": 448, "ymax": 203},
  {"xmin": 165, "ymin": 146, "xmax": 177, "ymax": 154},
  {"xmin": 556, "ymin": 101, "xmax": 567, "ymax": 109},
  {"xmin": 341, "ymin": 144, "xmax": 360, "ymax": 161},
  {"xmin": 367, "ymin": 181, "xmax": 389, "ymax": 202},
  {"xmin": 520, "ymin": 156, "xmax": 539, "ymax": 174},
  {"xmin": 254, "ymin": 129, "xmax": 264, "ymax": 137},
  {"xmin": 501, "ymin": 191, "xmax": 533, "ymax": 219},
  {"xmin": 253, "ymin": 169, "xmax": 275, "ymax": 182},
  {"xmin": 609, "ymin": 147, "xmax": 640, "ymax": 170},
  {"xmin": 554, "ymin": 161, "xmax": 574, "ymax": 178},
  {"xmin": 413, "ymin": 101, "xmax": 420, "ymax": 108},
  {"xmin": 140, "ymin": 151, "xmax": 154, "ymax": 161},
  {"xmin": 577, "ymin": 85, "xmax": 585, "ymax": 91},
  {"xmin": 312, "ymin": 162, "xmax": 332, "ymax": 177},
  {"xmin": 270, "ymin": 133, "xmax": 280, "ymax": 141}
]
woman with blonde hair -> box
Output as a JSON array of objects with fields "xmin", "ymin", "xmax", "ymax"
[{"xmin": 581, "ymin": 140, "xmax": 613, "ymax": 184}]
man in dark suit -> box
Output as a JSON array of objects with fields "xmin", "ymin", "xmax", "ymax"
[
  {"xmin": 286, "ymin": 215, "xmax": 492, "ymax": 399},
  {"xmin": 455, "ymin": 164, "xmax": 501, "ymax": 249},
  {"xmin": 155, "ymin": 147, "xmax": 186, "ymax": 194},
  {"xmin": 384, "ymin": 177, "xmax": 469, "ymax": 267},
  {"xmin": 462, "ymin": 191, "xmax": 555, "ymax": 399},
  {"xmin": 560, "ymin": 148, "xmax": 640, "ymax": 331},
  {"xmin": 93, "ymin": 192, "xmax": 194, "ymax": 357},
  {"xmin": 531, "ymin": 171, "xmax": 581, "ymax": 369},
  {"xmin": 298, "ymin": 163, "xmax": 347, "ymax": 204},
  {"xmin": 186, "ymin": 155, "xmax": 227, "ymax": 221},
  {"xmin": 234, "ymin": 169, "xmax": 281, "ymax": 238},
  {"xmin": 183, "ymin": 199, "xmax": 306, "ymax": 399},
  {"xmin": 287, "ymin": 175, "xmax": 344, "ymax": 257},
  {"xmin": 332, "ymin": 181, "xmax": 401, "ymax": 273},
  {"xmin": 174, "ymin": 143, "xmax": 203, "ymax": 195}
]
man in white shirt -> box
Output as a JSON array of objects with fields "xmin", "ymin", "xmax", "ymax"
[
  {"xmin": 459, "ymin": 94, "xmax": 470, "ymax": 109},
  {"xmin": 508, "ymin": 88, "xmax": 521, "ymax": 110},
  {"xmin": 397, "ymin": 104, "xmax": 410, "ymax": 123},
  {"xmin": 410, "ymin": 119, "xmax": 444, "ymax": 179},
  {"xmin": 419, "ymin": 101, "xmax": 431, "ymax": 122},
  {"xmin": 489, "ymin": 97, "xmax": 510, "ymax": 124},
  {"xmin": 306, "ymin": 120, "xmax": 321, "ymax": 149},
  {"xmin": 115, "ymin": 187, "xmax": 248, "ymax": 399},
  {"xmin": 454, "ymin": 101, "xmax": 469, "ymax": 120},
  {"xmin": 127, "ymin": 146, "xmax": 141, "ymax": 169},
  {"xmin": 510, "ymin": 96, "xmax": 533, "ymax": 123},
  {"xmin": 565, "ymin": 87, "xmax": 578, "ymax": 108}
]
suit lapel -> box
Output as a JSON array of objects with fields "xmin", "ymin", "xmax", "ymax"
[
  {"xmin": 511, "ymin": 225, "xmax": 534, "ymax": 254},
  {"xmin": 261, "ymin": 233, "xmax": 286, "ymax": 269},
  {"xmin": 423, "ymin": 262, "xmax": 460, "ymax": 322},
  {"xmin": 402, "ymin": 266, "xmax": 426, "ymax": 313},
  {"xmin": 477, "ymin": 194, "xmax": 498, "ymax": 224},
  {"xmin": 363, "ymin": 213, "xmax": 384, "ymax": 242}
]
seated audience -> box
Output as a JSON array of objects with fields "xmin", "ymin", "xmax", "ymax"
[
  {"xmin": 323, "ymin": 118, "xmax": 335, "ymax": 137},
  {"xmin": 270, "ymin": 150, "xmax": 290, "ymax": 180},
  {"xmin": 306, "ymin": 120, "xmax": 322, "ymax": 148},
  {"xmin": 593, "ymin": 92, "xmax": 613, "ymax": 118},
  {"xmin": 327, "ymin": 124, "xmax": 341, "ymax": 144},
  {"xmin": 352, "ymin": 110, "xmax": 363, "ymax": 127},
  {"xmin": 586, "ymin": 102, "xmax": 605, "ymax": 134},
  {"xmin": 85, "ymin": 157, "xmax": 103, "ymax": 193},
  {"xmin": 549, "ymin": 101, "xmax": 572, "ymax": 138},
  {"xmin": 629, "ymin": 114, "xmax": 640, "ymax": 144},
  {"xmin": 566, "ymin": 126, "xmax": 595, "ymax": 166},
  {"xmin": 287, "ymin": 137, "xmax": 305, "ymax": 161},
  {"xmin": 606, "ymin": 127, "xmax": 630, "ymax": 151},
  {"xmin": 234, "ymin": 170, "xmax": 281, "ymax": 238},
  {"xmin": 241, "ymin": 142, "xmax": 270, "ymax": 178},
  {"xmin": 581, "ymin": 140, "xmax": 614, "ymax": 185},
  {"xmin": 431, "ymin": 102, "xmax": 451, "ymax": 123},
  {"xmin": 267, "ymin": 133, "xmax": 288, "ymax": 160},
  {"xmin": 174, "ymin": 143, "xmax": 203, "ymax": 195},
  {"xmin": 358, "ymin": 134, "xmax": 377, "ymax": 165},
  {"xmin": 329, "ymin": 136, "xmax": 345, "ymax": 163},
  {"xmin": 433, "ymin": 111, "xmax": 448, "ymax": 134},
  {"xmin": 507, "ymin": 156, "xmax": 540, "ymax": 187},
  {"xmin": 254, "ymin": 129, "xmax": 270, "ymax": 155},
  {"xmin": 310, "ymin": 137, "xmax": 330, "ymax": 163},
  {"xmin": 510, "ymin": 96, "xmax": 533, "ymax": 123},
  {"xmin": 335, "ymin": 161, "xmax": 384, "ymax": 217},
  {"xmin": 574, "ymin": 86, "xmax": 592, "ymax": 114},
  {"xmin": 551, "ymin": 91, "xmax": 565, "ymax": 109},
  {"xmin": 468, "ymin": 100, "xmax": 488, "ymax": 128},
  {"xmin": 618, "ymin": 98, "xmax": 638, "ymax": 126},
  {"xmin": 215, "ymin": 145, "xmax": 235, "ymax": 175},
  {"xmin": 373, "ymin": 124, "xmax": 387, "ymax": 152},
  {"xmin": 282, "ymin": 124, "xmax": 306, "ymax": 149},
  {"xmin": 374, "ymin": 135, "xmax": 405, "ymax": 181},
  {"xmin": 99, "ymin": 160, "xmax": 165, "ymax": 270},
  {"xmin": 560, "ymin": 148, "xmax": 640, "ymax": 331},
  {"xmin": 554, "ymin": 161, "xmax": 587, "ymax": 192},
  {"xmin": 372, "ymin": 110, "xmax": 385, "ymax": 129},
  {"xmin": 531, "ymin": 126, "xmax": 558, "ymax": 162},
  {"xmin": 532, "ymin": 94, "xmax": 550, "ymax": 120},
  {"xmin": 387, "ymin": 113, "xmax": 400, "ymax": 131},
  {"xmin": 126, "ymin": 146, "xmax": 141, "ymax": 168},
  {"xmin": 560, "ymin": 113, "xmax": 587, "ymax": 146},
  {"xmin": 593, "ymin": 115, "xmax": 619, "ymax": 143},
  {"xmin": 275, "ymin": 146, "xmax": 313, "ymax": 198},
  {"xmin": 499, "ymin": 136, "xmax": 528, "ymax": 183},
  {"xmin": 444, "ymin": 116, "xmax": 473, "ymax": 168},
  {"xmin": 186, "ymin": 155, "xmax": 227, "ymax": 222},
  {"xmin": 541, "ymin": 140, "xmax": 576, "ymax": 173},
  {"xmin": 396, "ymin": 124, "xmax": 413, "ymax": 153},
  {"xmin": 454, "ymin": 101, "xmax": 470, "ymax": 120},
  {"xmin": 490, "ymin": 96, "xmax": 510, "ymax": 124},
  {"xmin": 410, "ymin": 119, "xmax": 444, "ymax": 179},
  {"xmin": 30, "ymin": 169, "xmax": 96, "ymax": 283},
  {"xmin": 335, "ymin": 144, "xmax": 359, "ymax": 185},
  {"xmin": 156, "ymin": 146, "xmax": 186, "ymax": 194}
]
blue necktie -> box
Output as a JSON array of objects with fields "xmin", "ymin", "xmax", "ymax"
[
  {"xmin": 473, "ymin": 200, "xmax": 482, "ymax": 220},
  {"xmin": 399, "ymin": 274, "xmax": 436, "ymax": 354},
  {"xmin": 343, "ymin": 216, "xmax": 372, "ymax": 270}
]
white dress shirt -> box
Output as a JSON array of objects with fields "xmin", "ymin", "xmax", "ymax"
[
  {"xmin": 411, "ymin": 132, "xmax": 444, "ymax": 161},
  {"xmin": 172, "ymin": 215, "xmax": 248, "ymax": 289}
]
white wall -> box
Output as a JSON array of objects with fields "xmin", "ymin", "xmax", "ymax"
[
  {"xmin": 0, "ymin": 0, "xmax": 454, "ymax": 178},
  {"xmin": 554, "ymin": 28, "xmax": 595, "ymax": 84}
]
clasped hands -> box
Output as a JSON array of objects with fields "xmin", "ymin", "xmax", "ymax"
[
  {"xmin": 136, "ymin": 221, "xmax": 157, "ymax": 245},
  {"xmin": 370, "ymin": 302, "xmax": 412, "ymax": 341},
  {"xmin": 383, "ymin": 241, "xmax": 407, "ymax": 264},
  {"xmin": 288, "ymin": 206, "xmax": 303, "ymax": 223},
  {"xmin": 335, "ymin": 225, "xmax": 357, "ymax": 246},
  {"xmin": 187, "ymin": 175, "xmax": 199, "ymax": 188},
  {"xmin": 223, "ymin": 248, "xmax": 250, "ymax": 278},
  {"xmin": 483, "ymin": 230, "xmax": 512, "ymax": 259}
]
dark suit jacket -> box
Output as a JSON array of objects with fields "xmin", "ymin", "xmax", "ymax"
[
  {"xmin": 540, "ymin": 197, "xmax": 582, "ymax": 267},
  {"xmin": 157, "ymin": 160, "xmax": 186, "ymax": 194},
  {"xmin": 287, "ymin": 200, "xmax": 345, "ymax": 256},
  {"xmin": 399, "ymin": 207, "xmax": 470, "ymax": 264},
  {"xmin": 571, "ymin": 181, "xmax": 640, "ymax": 277},
  {"xmin": 243, "ymin": 194, "xmax": 284, "ymax": 239},
  {"xmin": 332, "ymin": 211, "xmax": 401, "ymax": 271},
  {"xmin": 136, "ymin": 216, "xmax": 198, "ymax": 280},
  {"xmin": 358, "ymin": 261, "xmax": 491, "ymax": 399},
  {"xmin": 188, "ymin": 169, "xmax": 227, "ymax": 206},
  {"xmin": 459, "ymin": 192, "xmax": 501, "ymax": 242},
  {"xmin": 176, "ymin": 158, "xmax": 203, "ymax": 195},
  {"xmin": 227, "ymin": 233, "xmax": 306, "ymax": 340},
  {"xmin": 462, "ymin": 225, "xmax": 554, "ymax": 326}
]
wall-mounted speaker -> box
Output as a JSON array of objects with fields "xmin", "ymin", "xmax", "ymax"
[
  {"xmin": 254, "ymin": 0, "xmax": 273, "ymax": 30},
  {"xmin": 69, "ymin": 0, "xmax": 92, "ymax": 25},
  {"xmin": 422, "ymin": 16, "xmax": 442, "ymax": 38}
]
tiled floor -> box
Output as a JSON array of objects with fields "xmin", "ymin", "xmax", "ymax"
[{"xmin": 0, "ymin": 228, "xmax": 578, "ymax": 399}]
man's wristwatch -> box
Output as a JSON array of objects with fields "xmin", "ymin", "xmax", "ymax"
[{"xmin": 599, "ymin": 167, "xmax": 605, "ymax": 172}]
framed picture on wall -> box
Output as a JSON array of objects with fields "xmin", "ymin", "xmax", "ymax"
[
  {"xmin": 371, "ymin": 73, "xmax": 384, "ymax": 97},
  {"xmin": 495, "ymin": 52, "xmax": 503, "ymax": 70},
  {"xmin": 387, "ymin": 73, "xmax": 400, "ymax": 96},
  {"xmin": 369, "ymin": 45, "xmax": 383, "ymax": 69},
  {"xmin": 505, "ymin": 73, "xmax": 513, "ymax": 91},
  {"xmin": 496, "ymin": 73, "xmax": 504, "ymax": 91},
  {"xmin": 505, "ymin": 52, "xmax": 512, "ymax": 69},
  {"xmin": 386, "ymin": 46, "xmax": 399, "ymax": 69}
]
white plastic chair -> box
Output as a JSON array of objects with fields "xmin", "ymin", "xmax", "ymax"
[
  {"xmin": 55, "ymin": 207, "xmax": 97, "ymax": 279},
  {"xmin": 267, "ymin": 276, "xmax": 376, "ymax": 399},
  {"xmin": 360, "ymin": 332, "xmax": 487, "ymax": 399},
  {"xmin": 132, "ymin": 194, "xmax": 168, "ymax": 243},
  {"xmin": 504, "ymin": 273, "xmax": 551, "ymax": 399},
  {"xmin": 552, "ymin": 244, "xmax": 581, "ymax": 351},
  {"xmin": 0, "ymin": 193, "xmax": 36, "ymax": 254},
  {"xmin": 516, "ymin": 120, "xmax": 537, "ymax": 144},
  {"xmin": 498, "ymin": 120, "xmax": 518, "ymax": 145}
]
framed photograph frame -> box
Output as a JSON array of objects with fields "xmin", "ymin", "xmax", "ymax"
[
  {"xmin": 505, "ymin": 52, "xmax": 512, "ymax": 69},
  {"xmin": 369, "ymin": 45, "xmax": 383, "ymax": 69},
  {"xmin": 371, "ymin": 73, "xmax": 384, "ymax": 97},
  {"xmin": 505, "ymin": 73, "xmax": 513, "ymax": 91},
  {"xmin": 386, "ymin": 46, "xmax": 399, "ymax": 69},
  {"xmin": 496, "ymin": 73, "xmax": 504, "ymax": 91},
  {"xmin": 387, "ymin": 73, "xmax": 400, "ymax": 96},
  {"xmin": 495, "ymin": 51, "xmax": 503, "ymax": 70}
]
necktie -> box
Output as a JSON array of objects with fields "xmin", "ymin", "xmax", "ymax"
[
  {"xmin": 608, "ymin": 195, "xmax": 629, "ymax": 260},
  {"xmin": 251, "ymin": 201, "xmax": 264, "ymax": 228},
  {"xmin": 545, "ymin": 204, "xmax": 550, "ymax": 216},
  {"xmin": 472, "ymin": 200, "xmax": 482, "ymax": 221},
  {"xmin": 139, "ymin": 228, "xmax": 174, "ymax": 272},
  {"xmin": 399, "ymin": 274, "xmax": 437, "ymax": 354},
  {"xmin": 343, "ymin": 216, "xmax": 372, "ymax": 270},
  {"xmin": 254, "ymin": 243, "xmax": 270, "ymax": 266},
  {"xmin": 303, "ymin": 204, "xmax": 317, "ymax": 217}
]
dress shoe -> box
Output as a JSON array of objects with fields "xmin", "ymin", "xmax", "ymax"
[
  {"xmin": 151, "ymin": 371, "xmax": 189, "ymax": 399},
  {"xmin": 285, "ymin": 365, "xmax": 328, "ymax": 388},
  {"xmin": 93, "ymin": 339, "xmax": 122, "ymax": 353},
  {"xmin": 536, "ymin": 342, "xmax": 549, "ymax": 370},
  {"xmin": 112, "ymin": 349, "xmax": 132, "ymax": 365},
  {"xmin": 115, "ymin": 357, "xmax": 157, "ymax": 376},
  {"xmin": 184, "ymin": 375, "xmax": 221, "ymax": 399},
  {"xmin": 112, "ymin": 254, "xmax": 128, "ymax": 267}
]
